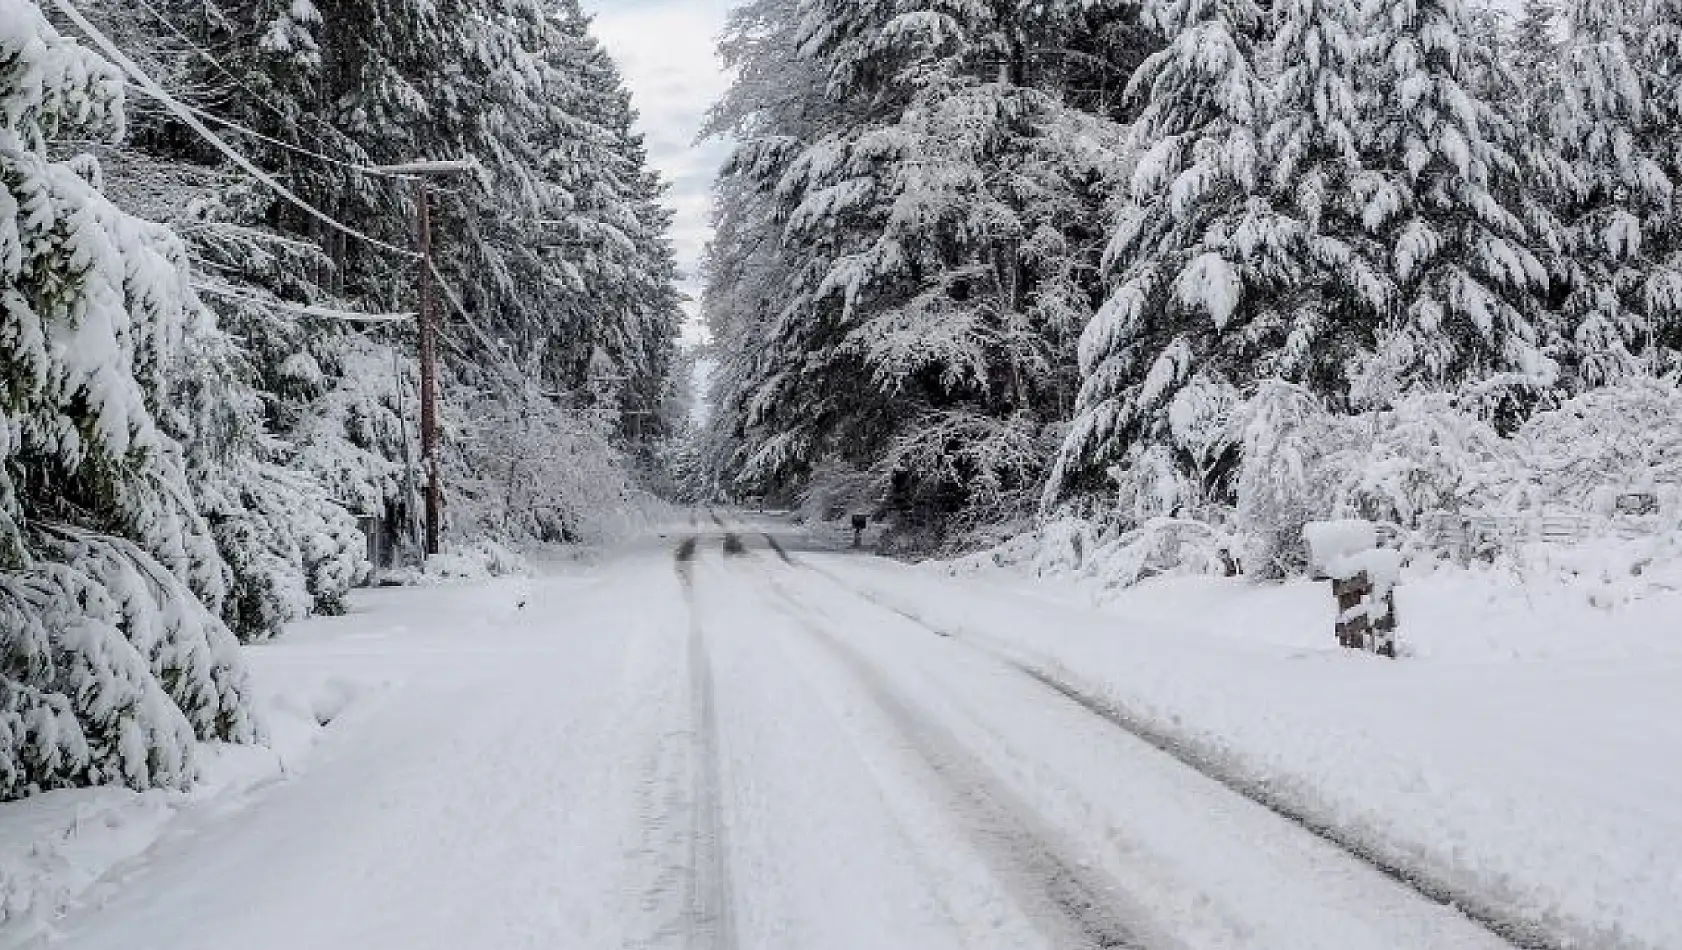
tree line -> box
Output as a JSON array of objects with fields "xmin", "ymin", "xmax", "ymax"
[
  {"xmin": 701, "ymin": 0, "xmax": 1682, "ymax": 552},
  {"xmin": 2, "ymin": 0, "xmax": 683, "ymax": 799}
]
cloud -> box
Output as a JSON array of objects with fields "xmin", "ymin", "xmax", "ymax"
[{"xmin": 584, "ymin": 0, "xmax": 736, "ymax": 343}]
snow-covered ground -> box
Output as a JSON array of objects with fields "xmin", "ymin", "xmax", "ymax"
[{"xmin": 2, "ymin": 514, "xmax": 1677, "ymax": 949}]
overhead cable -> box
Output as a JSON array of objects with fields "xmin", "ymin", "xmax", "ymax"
[
  {"xmin": 50, "ymin": 0, "xmax": 419, "ymax": 261},
  {"xmin": 193, "ymin": 281, "xmax": 415, "ymax": 323},
  {"xmin": 124, "ymin": 82, "xmax": 419, "ymax": 181},
  {"xmin": 129, "ymin": 0, "xmax": 339, "ymax": 153}
]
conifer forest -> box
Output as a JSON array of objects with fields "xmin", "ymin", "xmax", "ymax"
[{"xmin": 3, "ymin": 5, "xmax": 1682, "ymax": 946}]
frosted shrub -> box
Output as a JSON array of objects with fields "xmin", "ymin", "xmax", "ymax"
[
  {"xmin": 1085, "ymin": 518, "xmax": 1239, "ymax": 590},
  {"xmin": 0, "ymin": 527, "xmax": 263, "ymax": 800},
  {"xmin": 415, "ymin": 541, "xmax": 526, "ymax": 582},
  {"xmin": 877, "ymin": 411, "xmax": 1045, "ymax": 549},
  {"xmin": 798, "ymin": 461, "xmax": 884, "ymax": 524},
  {"xmin": 1110, "ymin": 444, "xmax": 1202, "ymax": 525},
  {"xmin": 1324, "ymin": 393, "xmax": 1519, "ymax": 524},
  {"xmin": 944, "ymin": 510, "xmax": 1239, "ymax": 593},
  {"xmin": 1080, "ymin": 372, "xmax": 1682, "ymax": 591},
  {"xmin": 289, "ymin": 335, "xmax": 414, "ymax": 522},
  {"xmin": 1233, "ymin": 381, "xmax": 1330, "ymax": 578},
  {"xmin": 1517, "ymin": 378, "xmax": 1682, "ymax": 510},
  {"xmin": 1035, "ymin": 517, "xmax": 1104, "ymax": 577},
  {"xmin": 449, "ymin": 388, "xmax": 650, "ymax": 546}
]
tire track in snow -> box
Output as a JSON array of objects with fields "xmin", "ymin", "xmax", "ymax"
[
  {"xmin": 683, "ymin": 586, "xmax": 735, "ymax": 949},
  {"xmin": 750, "ymin": 567, "xmax": 1154, "ymax": 950},
  {"xmin": 761, "ymin": 532, "xmax": 793, "ymax": 563},
  {"xmin": 766, "ymin": 551, "xmax": 1557, "ymax": 950},
  {"xmin": 638, "ymin": 541, "xmax": 732, "ymax": 950}
]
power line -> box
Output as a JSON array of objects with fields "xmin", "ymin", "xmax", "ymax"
[
  {"xmin": 128, "ymin": 0, "xmax": 339, "ymax": 155},
  {"xmin": 50, "ymin": 0, "xmax": 419, "ymax": 261},
  {"xmin": 192, "ymin": 280, "xmax": 415, "ymax": 323},
  {"xmin": 426, "ymin": 257, "xmax": 528, "ymax": 391},
  {"xmin": 124, "ymin": 82, "xmax": 419, "ymax": 181},
  {"xmin": 66, "ymin": 0, "xmax": 560, "ymax": 406}
]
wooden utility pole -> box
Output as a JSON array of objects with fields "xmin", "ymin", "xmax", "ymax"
[
  {"xmin": 373, "ymin": 159, "xmax": 474, "ymax": 561},
  {"xmin": 415, "ymin": 179, "xmax": 442, "ymax": 557}
]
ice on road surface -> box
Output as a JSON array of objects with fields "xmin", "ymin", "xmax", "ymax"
[{"xmin": 5, "ymin": 515, "xmax": 1676, "ymax": 950}]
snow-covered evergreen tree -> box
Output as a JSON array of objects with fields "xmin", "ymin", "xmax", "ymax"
[
  {"xmin": 700, "ymin": 0, "xmax": 831, "ymax": 500},
  {"xmin": 102, "ymin": 0, "xmax": 685, "ymax": 559},
  {"xmin": 530, "ymin": 2, "xmax": 685, "ymax": 430},
  {"xmin": 1632, "ymin": 0, "xmax": 1682, "ymax": 358},
  {"xmin": 1460, "ymin": 0, "xmax": 1576, "ymax": 380},
  {"xmin": 1509, "ymin": 0, "xmax": 1563, "ymax": 93},
  {"xmin": 705, "ymin": 0, "xmax": 1149, "ymax": 543},
  {"xmin": 1048, "ymin": 0, "xmax": 1276, "ymax": 503},
  {"xmin": 173, "ymin": 318, "xmax": 370, "ymax": 639},
  {"xmin": 789, "ymin": 0, "xmax": 1119, "ymax": 533},
  {"xmin": 1352, "ymin": 0, "xmax": 1558, "ymax": 414},
  {"xmin": 1554, "ymin": 0, "xmax": 1679, "ymax": 385},
  {"xmin": 1262, "ymin": 0, "xmax": 1392, "ymax": 396},
  {"xmin": 1, "ymin": 0, "xmax": 258, "ymax": 799}
]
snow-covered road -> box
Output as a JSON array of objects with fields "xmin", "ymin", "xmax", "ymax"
[{"xmin": 9, "ymin": 514, "xmax": 1665, "ymax": 949}]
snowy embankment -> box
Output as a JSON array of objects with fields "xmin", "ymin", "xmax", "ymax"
[
  {"xmin": 0, "ymin": 572, "xmax": 538, "ymax": 940},
  {"xmin": 0, "ymin": 658, "xmax": 378, "ymax": 936},
  {"xmin": 817, "ymin": 547, "xmax": 1682, "ymax": 950}
]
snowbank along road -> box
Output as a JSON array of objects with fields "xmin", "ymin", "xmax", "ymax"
[{"xmin": 5, "ymin": 512, "xmax": 1629, "ymax": 949}]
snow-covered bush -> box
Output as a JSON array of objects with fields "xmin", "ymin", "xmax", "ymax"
[
  {"xmin": 1233, "ymin": 381, "xmax": 1328, "ymax": 578},
  {"xmin": 797, "ymin": 460, "xmax": 886, "ymax": 524},
  {"xmin": 944, "ymin": 513, "xmax": 1238, "ymax": 595},
  {"xmin": 0, "ymin": 0, "xmax": 259, "ymax": 798},
  {"xmin": 1518, "ymin": 378, "xmax": 1682, "ymax": 512},
  {"xmin": 1322, "ymin": 392, "xmax": 1520, "ymax": 524},
  {"xmin": 1084, "ymin": 518, "xmax": 1240, "ymax": 590},
  {"xmin": 382, "ymin": 540, "xmax": 526, "ymax": 585},
  {"xmin": 448, "ymin": 385, "xmax": 655, "ymax": 546},
  {"xmin": 1039, "ymin": 374, "xmax": 1682, "ymax": 591},
  {"xmin": 877, "ymin": 411, "xmax": 1046, "ymax": 550}
]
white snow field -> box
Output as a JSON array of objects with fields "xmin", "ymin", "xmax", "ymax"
[{"xmin": 3, "ymin": 514, "xmax": 1678, "ymax": 950}]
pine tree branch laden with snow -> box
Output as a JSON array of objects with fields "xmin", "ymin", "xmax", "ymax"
[
  {"xmin": 1, "ymin": 0, "xmax": 260, "ymax": 799},
  {"xmin": 1051, "ymin": 0, "xmax": 1278, "ymax": 504},
  {"xmin": 1355, "ymin": 0, "xmax": 1559, "ymax": 406},
  {"xmin": 1548, "ymin": 0, "xmax": 1682, "ymax": 387}
]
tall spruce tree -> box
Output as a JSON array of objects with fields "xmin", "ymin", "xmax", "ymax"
[
  {"xmin": 1352, "ymin": 0, "xmax": 1558, "ymax": 417},
  {"xmin": 1555, "ymin": 0, "xmax": 1678, "ymax": 385},
  {"xmin": 1634, "ymin": 0, "xmax": 1682, "ymax": 355},
  {"xmin": 707, "ymin": 0, "xmax": 1148, "ymax": 542},
  {"xmin": 699, "ymin": 0, "xmax": 825, "ymax": 498},
  {"xmin": 1264, "ymin": 0, "xmax": 1392, "ymax": 396},
  {"xmin": 1510, "ymin": 0, "xmax": 1563, "ymax": 91},
  {"xmin": 1048, "ymin": 0, "xmax": 1276, "ymax": 503}
]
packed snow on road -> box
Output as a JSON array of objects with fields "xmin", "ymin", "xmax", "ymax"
[{"xmin": 3, "ymin": 512, "xmax": 1678, "ymax": 950}]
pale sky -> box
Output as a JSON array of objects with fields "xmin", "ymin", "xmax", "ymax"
[{"xmin": 583, "ymin": 0, "xmax": 736, "ymax": 344}]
